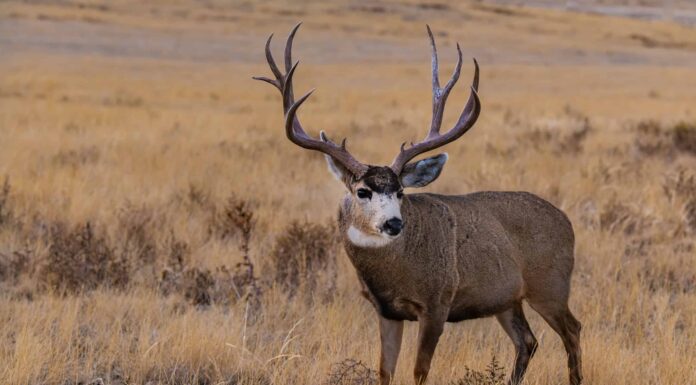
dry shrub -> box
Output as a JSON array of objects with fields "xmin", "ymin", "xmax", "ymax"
[
  {"xmin": 516, "ymin": 108, "xmax": 591, "ymax": 155},
  {"xmin": 159, "ymin": 238, "xmax": 192, "ymax": 295},
  {"xmin": 159, "ymin": 237, "xmax": 215, "ymax": 306},
  {"xmin": 209, "ymin": 194, "xmax": 256, "ymax": 242},
  {"xmin": 623, "ymin": 237, "xmax": 653, "ymax": 259},
  {"xmin": 270, "ymin": 220, "xmax": 339, "ymax": 299},
  {"xmin": 0, "ymin": 250, "xmax": 29, "ymax": 284},
  {"xmin": 144, "ymin": 364, "xmax": 271, "ymax": 385},
  {"xmin": 325, "ymin": 359, "xmax": 377, "ymax": 385},
  {"xmin": 448, "ymin": 356, "xmax": 506, "ymax": 385},
  {"xmin": 160, "ymin": 195, "xmax": 262, "ymax": 309},
  {"xmin": 117, "ymin": 205, "xmax": 158, "ymax": 277},
  {"xmin": 184, "ymin": 183, "xmax": 214, "ymax": 211},
  {"xmin": 673, "ymin": 121, "xmax": 696, "ymax": 155},
  {"xmin": 51, "ymin": 145, "xmax": 100, "ymax": 168},
  {"xmin": 639, "ymin": 259, "xmax": 696, "ymax": 295},
  {"xmin": 634, "ymin": 120, "xmax": 671, "ymax": 156},
  {"xmin": 39, "ymin": 222, "xmax": 130, "ymax": 293},
  {"xmin": 663, "ymin": 169, "xmax": 696, "ymax": 201},
  {"xmin": 172, "ymin": 265, "xmax": 259, "ymax": 308},
  {"xmin": 102, "ymin": 91, "xmax": 143, "ymax": 107},
  {"xmin": 663, "ymin": 169, "xmax": 696, "ymax": 233},
  {"xmin": 599, "ymin": 200, "xmax": 652, "ymax": 236},
  {"xmin": 220, "ymin": 195, "xmax": 262, "ymax": 309},
  {"xmin": 0, "ymin": 176, "xmax": 12, "ymax": 227},
  {"xmin": 634, "ymin": 120, "xmax": 696, "ymax": 157},
  {"xmin": 558, "ymin": 106, "xmax": 592, "ymax": 154},
  {"xmin": 685, "ymin": 200, "xmax": 696, "ymax": 233},
  {"xmin": 161, "ymin": 264, "xmax": 257, "ymax": 308}
]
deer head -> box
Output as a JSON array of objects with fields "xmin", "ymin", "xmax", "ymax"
[{"xmin": 254, "ymin": 23, "xmax": 480, "ymax": 244}]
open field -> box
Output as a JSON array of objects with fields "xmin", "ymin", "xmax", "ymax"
[{"xmin": 1, "ymin": 1, "xmax": 695, "ymax": 384}]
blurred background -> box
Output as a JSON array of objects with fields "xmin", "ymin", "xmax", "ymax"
[{"xmin": 1, "ymin": 1, "xmax": 695, "ymax": 384}]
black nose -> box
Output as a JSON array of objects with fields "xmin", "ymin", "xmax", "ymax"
[{"xmin": 382, "ymin": 218, "xmax": 403, "ymax": 236}]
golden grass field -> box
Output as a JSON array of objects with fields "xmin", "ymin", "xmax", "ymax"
[{"xmin": 1, "ymin": 1, "xmax": 696, "ymax": 384}]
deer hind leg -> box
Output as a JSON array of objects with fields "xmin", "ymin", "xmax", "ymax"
[
  {"xmin": 529, "ymin": 302, "xmax": 583, "ymax": 385},
  {"xmin": 378, "ymin": 315, "xmax": 404, "ymax": 385},
  {"xmin": 413, "ymin": 314, "xmax": 446, "ymax": 385},
  {"xmin": 496, "ymin": 303, "xmax": 538, "ymax": 385}
]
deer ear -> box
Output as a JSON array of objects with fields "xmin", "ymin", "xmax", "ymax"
[
  {"xmin": 324, "ymin": 155, "xmax": 354, "ymax": 189},
  {"xmin": 399, "ymin": 153, "xmax": 448, "ymax": 188}
]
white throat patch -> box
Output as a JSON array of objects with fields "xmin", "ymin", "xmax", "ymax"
[{"xmin": 347, "ymin": 225, "xmax": 394, "ymax": 248}]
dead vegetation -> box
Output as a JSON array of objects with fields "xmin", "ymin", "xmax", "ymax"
[
  {"xmin": 447, "ymin": 356, "xmax": 506, "ymax": 385},
  {"xmin": 325, "ymin": 359, "xmax": 378, "ymax": 385},
  {"xmin": 0, "ymin": 177, "xmax": 12, "ymax": 228},
  {"xmin": 634, "ymin": 120, "xmax": 696, "ymax": 157},
  {"xmin": 39, "ymin": 222, "xmax": 130, "ymax": 293},
  {"xmin": 270, "ymin": 220, "xmax": 339, "ymax": 300}
]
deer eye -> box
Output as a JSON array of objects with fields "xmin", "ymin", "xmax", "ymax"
[
  {"xmin": 356, "ymin": 188, "xmax": 372, "ymax": 200},
  {"xmin": 396, "ymin": 190, "xmax": 404, "ymax": 199}
]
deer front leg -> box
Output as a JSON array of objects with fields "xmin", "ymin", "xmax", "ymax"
[
  {"xmin": 379, "ymin": 315, "xmax": 404, "ymax": 385},
  {"xmin": 413, "ymin": 314, "xmax": 446, "ymax": 385}
]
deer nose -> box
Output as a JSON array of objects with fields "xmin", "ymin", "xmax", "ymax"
[{"xmin": 382, "ymin": 218, "xmax": 403, "ymax": 236}]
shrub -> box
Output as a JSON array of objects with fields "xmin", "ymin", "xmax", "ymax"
[
  {"xmin": 161, "ymin": 196, "xmax": 262, "ymax": 311},
  {"xmin": 0, "ymin": 176, "xmax": 11, "ymax": 227},
  {"xmin": 270, "ymin": 220, "xmax": 339, "ymax": 299},
  {"xmin": 685, "ymin": 200, "xmax": 696, "ymax": 233},
  {"xmin": 673, "ymin": 121, "xmax": 696, "ymax": 155},
  {"xmin": 663, "ymin": 170, "xmax": 696, "ymax": 233},
  {"xmin": 0, "ymin": 249, "xmax": 29, "ymax": 284},
  {"xmin": 39, "ymin": 222, "xmax": 130, "ymax": 293},
  {"xmin": 117, "ymin": 205, "xmax": 157, "ymax": 267},
  {"xmin": 219, "ymin": 195, "xmax": 263, "ymax": 310},
  {"xmin": 448, "ymin": 356, "xmax": 506, "ymax": 385},
  {"xmin": 634, "ymin": 120, "xmax": 696, "ymax": 157},
  {"xmin": 143, "ymin": 364, "xmax": 271, "ymax": 385},
  {"xmin": 599, "ymin": 200, "xmax": 650, "ymax": 236},
  {"xmin": 326, "ymin": 359, "xmax": 377, "ymax": 385},
  {"xmin": 633, "ymin": 120, "xmax": 671, "ymax": 156},
  {"xmin": 209, "ymin": 194, "xmax": 256, "ymax": 242}
]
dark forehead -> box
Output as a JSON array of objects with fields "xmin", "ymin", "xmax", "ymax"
[{"xmin": 361, "ymin": 166, "xmax": 401, "ymax": 194}]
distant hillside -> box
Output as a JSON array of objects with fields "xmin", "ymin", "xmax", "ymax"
[{"xmin": 487, "ymin": 0, "xmax": 696, "ymax": 26}]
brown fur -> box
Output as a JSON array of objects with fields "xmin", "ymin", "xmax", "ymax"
[{"xmin": 338, "ymin": 188, "xmax": 582, "ymax": 385}]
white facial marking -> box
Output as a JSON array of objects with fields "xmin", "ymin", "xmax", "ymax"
[
  {"xmin": 347, "ymin": 225, "xmax": 395, "ymax": 248},
  {"xmin": 377, "ymin": 194, "xmax": 401, "ymax": 221},
  {"xmin": 365, "ymin": 193, "xmax": 402, "ymax": 230}
]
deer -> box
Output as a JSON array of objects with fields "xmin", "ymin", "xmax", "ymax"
[{"xmin": 254, "ymin": 24, "xmax": 583, "ymax": 385}]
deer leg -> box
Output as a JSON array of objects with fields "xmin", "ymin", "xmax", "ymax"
[
  {"xmin": 413, "ymin": 314, "xmax": 446, "ymax": 385},
  {"xmin": 496, "ymin": 303, "xmax": 538, "ymax": 385},
  {"xmin": 530, "ymin": 303, "xmax": 583, "ymax": 385},
  {"xmin": 379, "ymin": 315, "xmax": 404, "ymax": 385}
]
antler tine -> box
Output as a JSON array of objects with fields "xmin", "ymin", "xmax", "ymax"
[
  {"xmin": 252, "ymin": 34, "xmax": 283, "ymax": 89},
  {"xmin": 429, "ymin": 40, "xmax": 463, "ymax": 139},
  {"xmin": 284, "ymin": 22, "xmax": 302, "ymax": 72},
  {"xmin": 252, "ymin": 22, "xmax": 303, "ymax": 90},
  {"xmin": 284, "ymin": 88, "xmax": 367, "ymax": 176},
  {"xmin": 390, "ymin": 27, "xmax": 481, "ymax": 175},
  {"xmin": 427, "ymin": 25, "xmax": 440, "ymax": 91},
  {"xmin": 284, "ymin": 87, "xmax": 316, "ymax": 144},
  {"xmin": 254, "ymin": 24, "xmax": 369, "ymax": 178},
  {"xmin": 456, "ymin": 59, "xmax": 480, "ymax": 128}
]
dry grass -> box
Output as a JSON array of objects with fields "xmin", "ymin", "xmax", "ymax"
[{"xmin": 1, "ymin": 0, "xmax": 695, "ymax": 384}]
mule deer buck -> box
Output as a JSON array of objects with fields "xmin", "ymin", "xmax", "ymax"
[{"xmin": 254, "ymin": 24, "xmax": 582, "ymax": 385}]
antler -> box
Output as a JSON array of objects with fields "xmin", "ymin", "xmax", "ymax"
[
  {"xmin": 253, "ymin": 23, "xmax": 369, "ymax": 178},
  {"xmin": 389, "ymin": 25, "xmax": 481, "ymax": 175}
]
